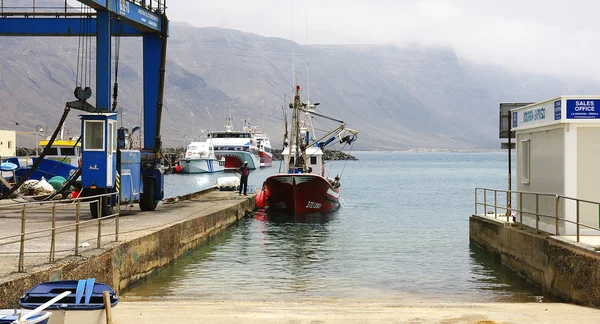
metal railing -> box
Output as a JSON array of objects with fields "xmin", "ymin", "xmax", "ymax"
[
  {"xmin": 474, "ymin": 188, "xmax": 600, "ymax": 243},
  {"xmin": 0, "ymin": 192, "xmax": 120, "ymax": 272}
]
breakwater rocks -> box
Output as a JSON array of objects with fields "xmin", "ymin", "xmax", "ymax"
[{"xmin": 272, "ymin": 149, "xmax": 357, "ymax": 161}]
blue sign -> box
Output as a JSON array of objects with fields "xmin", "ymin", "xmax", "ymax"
[
  {"xmin": 115, "ymin": 0, "xmax": 162, "ymax": 32},
  {"xmin": 512, "ymin": 111, "xmax": 518, "ymax": 128},
  {"xmin": 554, "ymin": 100, "xmax": 561, "ymax": 120},
  {"xmin": 566, "ymin": 100, "xmax": 600, "ymax": 119}
]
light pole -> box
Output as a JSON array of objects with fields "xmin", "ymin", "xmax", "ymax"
[
  {"xmin": 35, "ymin": 125, "xmax": 44, "ymax": 156},
  {"xmin": 182, "ymin": 135, "xmax": 188, "ymax": 149}
]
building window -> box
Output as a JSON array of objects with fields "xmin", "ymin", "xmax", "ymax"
[
  {"xmin": 8, "ymin": 141, "xmax": 12, "ymax": 149},
  {"xmin": 311, "ymin": 156, "xmax": 317, "ymax": 165},
  {"xmin": 521, "ymin": 139, "xmax": 530, "ymax": 184}
]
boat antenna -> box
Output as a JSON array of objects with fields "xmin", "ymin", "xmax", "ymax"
[
  {"xmin": 292, "ymin": 0, "xmax": 295, "ymax": 92},
  {"xmin": 305, "ymin": 2, "xmax": 310, "ymax": 103}
]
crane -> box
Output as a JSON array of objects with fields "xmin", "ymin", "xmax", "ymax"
[{"xmin": 0, "ymin": 0, "xmax": 169, "ymax": 216}]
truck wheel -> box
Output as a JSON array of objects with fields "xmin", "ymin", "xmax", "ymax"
[
  {"xmin": 140, "ymin": 178, "xmax": 158, "ymax": 211},
  {"xmin": 89, "ymin": 189, "xmax": 114, "ymax": 219}
]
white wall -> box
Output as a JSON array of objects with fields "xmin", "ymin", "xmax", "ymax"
[
  {"xmin": 517, "ymin": 126, "xmax": 564, "ymax": 233},
  {"xmin": 576, "ymin": 126, "xmax": 600, "ymax": 233},
  {"xmin": 0, "ymin": 130, "xmax": 16, "ymax": 157}
]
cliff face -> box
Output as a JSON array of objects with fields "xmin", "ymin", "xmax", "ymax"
[{"xmin": 1, "ymin": 22, "xmax": 598, "ymax": 150}]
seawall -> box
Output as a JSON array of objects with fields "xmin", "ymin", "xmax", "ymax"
[
  {"xmin": 470, "ymin": 214, "xmax": 600, "ymax": 306},
  {"xmin": 0, "ymin": 191, "xmax": 255, "ymax": 308}
]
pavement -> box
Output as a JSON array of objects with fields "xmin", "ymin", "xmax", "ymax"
[
  {"xmin": 0, "ymin": 190, "xmax": 255, "ymax": 282},
  {"xmin": 113, "ymin": 300, "xmax": 600, "ymax": 324}
]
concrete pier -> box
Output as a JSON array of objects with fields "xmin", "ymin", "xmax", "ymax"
[
  {"xmin": 470, "ymin": 213, "xmax": 600, "ymax": 307},
  {"xmin": 0, "ymin": 190, "xmax": 256, "ymax": 308}
]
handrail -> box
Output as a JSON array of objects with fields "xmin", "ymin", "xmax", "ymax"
[
  {"xmin": 474, "ymin": 187, "xmax": 600, "ymax": 243},
  {"xmin": 0, "ymin": 192, "xmax": 120, "ymax": 272}
]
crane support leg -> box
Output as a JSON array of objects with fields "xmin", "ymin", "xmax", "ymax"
[{"xmin": 96, "ymin": 10, "xmax": 111, "ymax": 112}]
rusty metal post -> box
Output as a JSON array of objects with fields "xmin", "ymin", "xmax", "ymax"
[
  {"xmin": 494, "ymin": 190, "xmax": 497, "ymax": 219},
  {"xmin": 474, "ymin": 188, "xmax": 478, "ymax": 215},
  {"xmin": 577, "ymin": 199, "xmax": 580, "ymax": 242},
  {"xmin": 18, "ymin": 205, "xmax": 26, "ymax": 272},
  {"xmin": 483, "ymin": 189, "xmax": 487, "ymax": 215},
  {"xmin": 535, "ymin": 194, "xmax": 539, "ymax": 234},
  {"xmin": 75, "ymin": 200, "xmax": 80, "ymax": 256},
  {"xmin": 519, "ymin": 192, "xmax": 523, "ymax": 229},
  {"xmin": 115, "ymin": 195, "xmax": 120, "ymax": 242},
  {"xmin": 97, "ymin": 197, "xmax": 102, "ymax": 249},
  {"xmin": 50, "ymin": 203, "xmax": 56, "ymax": 263},
  {"xmin": 555, "ymin": 196, "xmax": 560, "ymax": 235}
]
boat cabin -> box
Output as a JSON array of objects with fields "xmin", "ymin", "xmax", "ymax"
[
  {"xmin": 38, "ymin": 138, "xmax": 81, "ymax": 168},
  {"xmin": 185, "ymin": 141, "xmax": 216, "ymax": 160},
  {"xmin": 282, "ymin": 146, "xmax": 324, "ymax": 176}
]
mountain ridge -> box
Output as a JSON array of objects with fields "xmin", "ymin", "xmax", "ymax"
[{"xmin": 1, "ymin": 22, "xmax": 599, "ymax": 150}]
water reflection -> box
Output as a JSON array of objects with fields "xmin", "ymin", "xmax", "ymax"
[{"xmin": 468, "ymin": 242, "xmax": 553, "ymax": 302}]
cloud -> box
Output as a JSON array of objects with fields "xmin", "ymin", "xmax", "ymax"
[{"xmin": 164, "ymin": 0, "xmax": 600, "ymax": 80}]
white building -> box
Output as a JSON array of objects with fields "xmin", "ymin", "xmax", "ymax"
[
  {"xmin": 0, "ymin": 130, "xmax": 16, "ymax": 158},
  {"xmin": 512, "ymin": 96, "xmax": 600, "ymax": 235}
]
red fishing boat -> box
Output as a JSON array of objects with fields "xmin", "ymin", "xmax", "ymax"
[{"xmin": 256, "ymin": 85, "xmax": 358, "ymax": 215}]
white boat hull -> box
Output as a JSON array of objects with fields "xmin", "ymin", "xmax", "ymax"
[
  {"xmin": 179, "ymin": 159, "xmax": 225, "ymax": 174},
  {"xmin": 215, "ymin": 151, "xmax": 261, "ymax": 170}
]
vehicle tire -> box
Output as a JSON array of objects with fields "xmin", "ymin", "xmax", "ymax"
[
  {"xmin": 139, "ymin": 178, "xmax": 158, "ymax": 211},
  {"xmin": 89, "ymin": 189, "xmax": 114, "ymax": 219}
]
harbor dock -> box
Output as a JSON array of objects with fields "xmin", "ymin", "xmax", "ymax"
[{"xmin": 0, "ymin": 190, "xmax": 256, "ymax": 308}]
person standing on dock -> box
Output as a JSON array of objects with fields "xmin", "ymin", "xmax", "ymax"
[{"xmin": 237, "ymin": 161, "xmax": 250, "ymax": 195}]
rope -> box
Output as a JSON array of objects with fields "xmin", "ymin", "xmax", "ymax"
[
  {"xmin": 339, "ymin": 141, "xmax": 355, "ymax": 179},
  {"xmin": 112, "ymin": 23, "xmax": 122, "ymax": 111}
]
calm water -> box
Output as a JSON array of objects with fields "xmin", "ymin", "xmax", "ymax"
[{"xmin": 125, "ymin": 152, "xmax": 551, "ymax": 302}]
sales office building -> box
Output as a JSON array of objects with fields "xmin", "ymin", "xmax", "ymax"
[{"xmin": 512, "ymin": 96, "xmax": 600, "ymax": 235}]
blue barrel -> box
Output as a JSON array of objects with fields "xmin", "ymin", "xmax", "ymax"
[{"xmin": 19, "ymin": 280, "xmax": 118, "ymax": 310}]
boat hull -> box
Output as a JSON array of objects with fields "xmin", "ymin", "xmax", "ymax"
[
  {"xmin": 263, "ymin": 174, "xmax": 340, "ymax": 215},
  {"xmin": 259, "ymin": 151, "xmax": 273, "ymax": 167},
  {"xmin": 179, "ymin": 159, "xmax": 224, "ymax": 174},
  {"xmin": 215, "ymin": 151, "xmax": 260, "ymax": 170}
]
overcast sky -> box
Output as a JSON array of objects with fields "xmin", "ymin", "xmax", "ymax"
[{"xmin": 163, "ymin": 0, "xmax": 600, "ymax": 80}]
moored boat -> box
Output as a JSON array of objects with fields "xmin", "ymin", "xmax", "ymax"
[
  {"xmin": 209, "ymin": 117, "xmax": 260, "ymax": 170},
  {"xmin": 249, "ymin": 126, "xmax": 273, "ymax": 167},
  {"xmin": 179, "ymin": 141, "xmax": 225, "ymax": 174},
  {"xmin": 0, "ymin": 310, "xmax": 51, "ymax": 324},
  {"xmin": 258, "ymin": 85, "xmax": 358, "ymax": 216}
]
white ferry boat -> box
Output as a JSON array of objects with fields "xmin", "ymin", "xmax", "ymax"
[
  {"xmin": 179, "ymin": 141, "xmax": 225, "ymax": 174},
  {"xmin": 209, "ymin": 118, "xmax": 261, "ymax": 170},
  {"xmin": 248, "ymin": 126, "xmax": 273, "ymax": 167}
]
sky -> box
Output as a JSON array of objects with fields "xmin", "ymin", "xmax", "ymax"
[{"xmin": 162, "ymin": 0, "xmax": 600, "ymax": 80}]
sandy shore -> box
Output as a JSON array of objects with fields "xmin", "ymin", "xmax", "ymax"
[{"xmin": 113, "ymin": 300, "xmax": 600, "ymax": 323}]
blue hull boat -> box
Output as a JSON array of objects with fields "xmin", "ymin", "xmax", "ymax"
[
  {"xmin": 19, "ymin": 279, "xmax": 118, "ymax": 310},
  {"xmin": 5, "ymin": 158, "xmax": 77, "ymax": 182}
]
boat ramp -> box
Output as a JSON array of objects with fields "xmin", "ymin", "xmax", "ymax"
[{"xmin": 0, "ymin": 189, "xmax": 256, "ymax": 309}]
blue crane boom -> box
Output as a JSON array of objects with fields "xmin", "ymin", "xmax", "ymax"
[{"xmin": 0, "ymin": 0, "xmax": 169, "ymax": 213}]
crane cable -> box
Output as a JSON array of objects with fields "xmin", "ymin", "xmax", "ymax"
[{"xmin": 112, "ymin": 23, "xmax": 122, "ymax": 111}]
